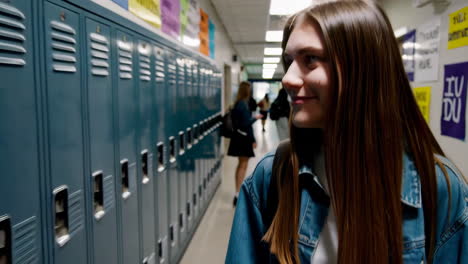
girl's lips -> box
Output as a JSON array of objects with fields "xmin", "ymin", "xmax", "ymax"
[{"xmin": 292, "ymin": 96, "xmax": 318, "ymax": 104}]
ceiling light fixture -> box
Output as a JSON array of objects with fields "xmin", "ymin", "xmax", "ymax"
[
  {"xmin": 263, "ymin": 64, "xmax": 277, "ymax": 69},
  {"xmin": 269, "ymin": 0, "xmax": 312, "ymax": 15},
  {"xmin": 264, "ymin": 57, "xmax": 281, "ymax": 63},
  {"xmin": 264, "ymin": 47, "xmax": 283, "ymax": 56},
  {"xmin": 266, "ymin": 30, "xmax": 283, "ymax": 42}
]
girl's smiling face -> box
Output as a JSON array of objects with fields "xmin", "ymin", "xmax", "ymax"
[{"xmin": 282, "ymin": 16, "xmax": 333, "ymax": 129}]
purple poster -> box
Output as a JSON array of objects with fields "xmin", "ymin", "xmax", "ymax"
[
  {"xmin": 441, "ymin": 61, "xmax": 468, "ymax": 140},
  {"xmin": 402, "ymin": 30, "xmax": 416, "ymax": 82},
  {"xmin": 161, "ymin": 0, "xmax": 180, "ymax": 39}
]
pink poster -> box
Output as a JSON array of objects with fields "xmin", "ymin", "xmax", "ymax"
[{"xmin": 161, "ymin": 0, "xmax": 180, "ymax": 39}]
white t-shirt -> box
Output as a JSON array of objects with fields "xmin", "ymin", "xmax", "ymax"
[{"xmin": 310, "ymin": 151, "xmax": 338, "ymax": 264}]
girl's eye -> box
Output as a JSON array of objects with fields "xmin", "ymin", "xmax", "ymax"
[{"xmin": 305, "ymin": 55, "xmax": 319, "ymax": 67}]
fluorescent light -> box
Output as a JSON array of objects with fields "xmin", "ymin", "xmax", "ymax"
[
  {"xmin": 266, "ymin": 30, "xmax": 283, "ymax": 42},
  {"xmin": 263, "ymin": 70, "xmax": 276, "ymax": 76},
  {"xmin": 394, "ymin": 27, "xmax": 408, "ymax": 38},
  {"xmin": 262, "ymin": 73, "xmax": 274, "ymax": 79},
  {"xmin": 263, "ymin": 64, "xmax": 277, "ymax": 69},
  {"xmin": 270, "ymin": 0, "xmax": 312, "ymax": 15},
  {"xmin": 264, "ymin": 57, "xmax": 281, "ymax": 63},
  {"xmin": 264, "ymin": 48, "xmax": 283, "ymax": 56}
]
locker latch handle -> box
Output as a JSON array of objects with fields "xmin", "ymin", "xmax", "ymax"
[
  {"xmin": 158, "ymin": 239, "xmax": 164, "ymax": 260},
  {"xmin": 141, "ymin": 150, "xmax": 150, "ymax": 184},
  {"xmin": 93, "ymin": 171, "xmax": 105, "ymax": 220},
  {"xmin": 53, "ymin": 186, "xmax": 70, "ymax": 247},
  {"xmin": 157, "ymin": 142, "xmax": 165, "ymax": 172},
  {"xmin": 178, "ymin": 131, "xmax": 185, "ymax": 156},
  {"xmin": 121, "ymin": 159, "xmax": 131, "ymax": 199},
  {"xmin": 0, "ymin": 215, "xmax": 12, "ymax": 264},
  {"xmin": 186, "ymin": 128, "xmax": 192, "ymax": 149},
  {"xmin": 193, "ymin": 125, "xmax": 198, "ymax": 145},
  {"xmin": 169, "ymin": 137, "xmax": 176, "ymax": 163}
]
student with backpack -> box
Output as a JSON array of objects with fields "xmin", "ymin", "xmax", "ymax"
[
  {"xmin": 269, "ymin": 88, "xmax": 290, "ymax": 141},
  {"xmin": 227, "ymin": 81, "xmax": 263, "ymax": 206},
  {"xmin": 226, "ymin": 1, "xmax": 467, "ymax": 263}
]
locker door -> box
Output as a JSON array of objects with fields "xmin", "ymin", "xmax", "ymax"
[
  {"xmin": 176, "ymin": 54, "xmax": 188, "ymax": 247},
  {"xmin": 115, "ymin": 30, "xmax": 140, "ymax": 264},
  {"xmin": 153, "ymin": 45, "xmax": 168, "ymax": 264},
  {"xmin": 191, "ymin": 64, "xmax": 201, "ymax": 221},
  {"xmin": 43, "ymin": 3, "xmax": 87, "ymax": 262},
  {"xmin": 137, "ymin": 39, "xmax": 156, "ymax": 264},
  {"xmin": 165, "ymin": 50, "xmax": 180, "ymax": 262},
  {"xmin": 85, "ymin": 18, "xmax": 119, "ymax": 264},
  {"xmin": 0, "ymin": 1, "xmax": 44, "ymax": 263}
]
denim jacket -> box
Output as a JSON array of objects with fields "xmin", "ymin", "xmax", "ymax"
[{"xmin": 226, "ymin": 152, "xmax": 468, "ymax": 263}]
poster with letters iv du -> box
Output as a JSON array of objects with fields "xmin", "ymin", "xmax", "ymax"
[
  {"xmin": 415, "ymin": 18, "xmax": 441, "ymax": 82},
  {"xmin": 402, "ymin": 30, "xmax": 416, "ymax": 82},
  {"xmin": 441, "ymin": 61, "xmax": 468, "ymax": 141}
]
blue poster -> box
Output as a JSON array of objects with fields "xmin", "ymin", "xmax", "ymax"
[
  {"xmin": 441, "ymin": 61, "xmax": 468, "ymax": 140},
  {"xmin": 112, "ymin": 0, "xmax": 128, "ymax": 10},
  {"xmin": 209, "ymin": 19, "xmax": 215, "ymax": 59},
  {"xmin": 402, "ymin": 30, "xmax": 416, "ymax": 82}
]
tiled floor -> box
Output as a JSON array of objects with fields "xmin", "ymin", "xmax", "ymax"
[{"xmin": 179, "ymin": 118, "xmax": 282, "ymax": 264}]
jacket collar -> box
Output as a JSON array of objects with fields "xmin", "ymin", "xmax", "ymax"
[{"xmin": 298, "ymin": 152, "xmax": 422, "ymax": 208}]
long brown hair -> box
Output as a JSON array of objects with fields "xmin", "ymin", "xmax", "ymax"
[
  {"xmin": 235, "ymin": 81, "xmax": 252, "ymax": 103},
  {"xmin": 263, "ymin": 1, "xmax": 446, "ymax": 263}
]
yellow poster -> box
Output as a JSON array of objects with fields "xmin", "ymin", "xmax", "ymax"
[
  {"xmin": 413, "ymin": 87, "xmax": 431, "ymax": 123},
  {"xmin": 129, "ymin": 0, "xmax": 161, "ymax": 28},
  {"xmin": 448, "ymin": 6, "xmax": 468, "ymax": 49}
]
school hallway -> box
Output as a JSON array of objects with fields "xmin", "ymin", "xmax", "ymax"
[{"xmin": 180, "ymin": 118, "xmax": 282, "ymax": 263}]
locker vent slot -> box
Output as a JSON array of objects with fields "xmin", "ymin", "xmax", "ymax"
[
  {"xmin": 0, "ymin": 2, "xmax": 26, "ymax": 66},
  {"xmin": 157, "ymin": 143, "xmax": 165, "ymax": 172},
  {"xmin": 141, "ymin": 150, "xmax": 149, "ymax": 184},
  {"xmin": 68, "ymin": 190, "xmax": 84, "ymax": 236},
  {"xmin": 50, "ymin": 20, "xmax": 77, "ymax": 73},
  {"xmin": 178, "ymin": 131, "xmax": 185, "ymax": 155},
  {"xmin": 169, "ymin": 137, "xmax": 176, "ymax": 163},
  {"xmin": 93, "ymin": 171, "xmax": 105, "ymax": 220},
  {"xmin": 154, "ymin": 47, "xmax": 165, "ymax": 83},
  {"xmin": 90, "ymin": 32, "xmax": 109, "ymax": 76},
  {"xmin": 167, "ymin": 63, "xmax": 176, "ymax": 85},
  {"xmin": 103, "ymin": 174, "xmax": 115, "ymax": 211},
  {"xmin": 0, "ymin": 215, "xmax": 11, "ymax": 264},
  {"xmin": 139, "ymin": 43, "xmax": 151, "ymax": 81},
  {"xmin": 118, "ymin": 39, "xmax": 132, "ymax": 79},
  {"xmin": 177, "ymin": 59, "xmax": 185, "ymax": 97},
  {"xmin": 53, "ymin": 186, "xmax": 70, "ymax": 247},
  {"xmin": 12, "ymin": 216, "xmax": 37, "ymax": 263},
  {"xmin": 121, "ymin": 159, "xmax": 131, "ymax": 199}
]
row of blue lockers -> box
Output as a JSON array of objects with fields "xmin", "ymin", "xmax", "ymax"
[{"xmin": 0, "ymin": 0, "xmax": 224, "ymax": 263}]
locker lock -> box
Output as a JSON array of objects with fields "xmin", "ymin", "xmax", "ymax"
[
  {"xmin": 53, "ymin": 186, "xmax": 70, "ymax": 247},
  {"xmin": 0, "ymin": 215, "xmax": 12, "ymax": 264}
]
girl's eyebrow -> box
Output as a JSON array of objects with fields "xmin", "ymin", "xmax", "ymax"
[{"xmin": 284, "ymin": 46, "xmax": 324, "ymax": 58}]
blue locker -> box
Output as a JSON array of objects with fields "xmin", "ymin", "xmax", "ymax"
[
  {"xmin": 165, "ymin": 49, "xmax": 180, "ymax": 262},
  {"xmin": 190, "ymin": 63, "xmax": 201, "ymax": 222},
  {"xmin": 84, "ymin": 17, "xmax": 119, "ymax": 264},
  {"xmin": 114, "ymin": 29, "xmax": 141, "ymax": 264},
  {"xmin": 176, "ymin": 53, "xmax": 188, "ymax": 247},
  {"xmin": 184, "ymin": 59, "xmax": 195, "ymax": 234},
  {"xmin": 43, "ymin": 3, "xmax": 88, "ymax": 262},
  {"xmin": 0, "ymin": 1, "xmax": 44, "ymax": 263},
  {"xmin": 153, "ymin": 44, "xmax": 169, "ymax": 264},
  {"xmin": 137, "ymin": 39, "xmax": 157, "ymax": 264}
]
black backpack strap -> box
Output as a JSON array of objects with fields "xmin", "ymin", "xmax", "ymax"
[{"xmin": 265, "ymin": 140, "xmax": 290, "ymax": 228}]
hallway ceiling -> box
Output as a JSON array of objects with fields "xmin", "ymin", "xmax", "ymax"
[{"xmin": 211, "ymin": 0, "xmax": 286, "ymax": 79}]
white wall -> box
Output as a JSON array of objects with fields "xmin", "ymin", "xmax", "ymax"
[{"xmin": 379, "ymin": 0, "xmax": 468, "ymax": 175}]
